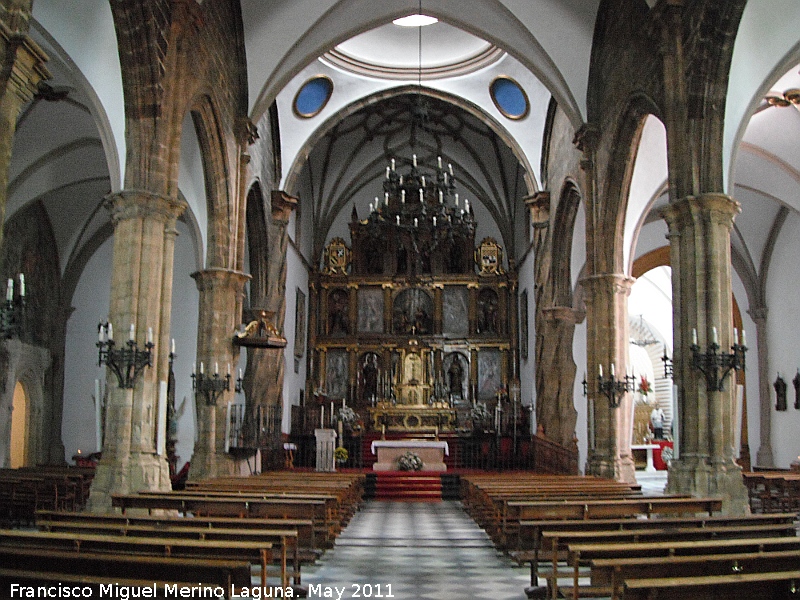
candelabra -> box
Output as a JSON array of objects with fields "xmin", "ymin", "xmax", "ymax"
[
  {"xmin": 97, "ymin": 322, "xmax": 154, "ymax": 389},
  {"xmin": 583, "ymin": 365, "xmax": 634, "ymax": 408},
  {"xmin": 192, "ymin": 362, "xmax": 243, "ymax": 405},
  {"xmin": 690, "ymin": 327, "xmax": 747, "ymax": 392},
  {"xmin": 662, "ymin": 350, "xmax": 673, "ymax": 379},
  {"xmin": 1, "ymin": 274, "xmax": 25, "ymax": 339},
  {"xmin": 362, "ymin": 154, "xmax": 475, "ymax": 249}
]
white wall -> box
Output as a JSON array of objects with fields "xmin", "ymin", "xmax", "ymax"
[{"xmin": 62, "ymin": 237, "xmax": 113, "ymax": 461}]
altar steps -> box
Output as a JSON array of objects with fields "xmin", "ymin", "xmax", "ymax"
[{"xmin": 372, "ymin": 472, "xmax": 443, "ymax": 502}]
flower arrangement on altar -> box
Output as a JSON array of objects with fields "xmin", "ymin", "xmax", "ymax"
[
  {"xmin": 470, "ymin": 403, "xmax": 491, "ymax": 429},
  {"xmin": 336, "ymin": 406, "xmax": 360, "ymax": 428},
  {"xmin": 334, "ymin": 446, "xmax": 349, "ymax": 465},
  {"xmin": 397, "ymin": 451, "xmax": 423, "ymax": 471},
  {"xmin": 637, "ymin": 376, "xmax": 651, "ymax": 397}
]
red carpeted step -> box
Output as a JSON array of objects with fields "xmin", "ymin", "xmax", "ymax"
[{"xmin": 374, "ymin": 472, "xmax": 442, "ymax": 502}]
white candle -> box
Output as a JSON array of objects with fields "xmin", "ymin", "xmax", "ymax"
[
  {"xmin": 448, "ymin": 163, "xmax": 454, "ymax": 176},
  {"xmin": 401, "ymin": 190, "xmax": 406, "ymax": 204},
  {"xmin": 712, "ymin": 327, "xmax": 718, "ymax": 345},
  {"xmin": 129, "ymin": 323, "xmax": 135, "ymax": 341},
  {"xmin": 391, "ymin": 158, "xmax": 395, "ymax": 171},
  {"xmin": 330, "ymin": 402, "xmax": 334, "ymax": 425},
  {"xmin": 733, "ymin": 328, "xmax": 739, "ymax": 345},
  {"xmin": 384, "ymin": 192, "xmax": 389, "ymax": 205},
  {"xmin": 599, "ymin": 364, "xmax": 603, "ymax": 377},
  {"xmin": 343, "ymin": 396, "xmax": 346, "ymax": 408},
  {"xmin": 18, "ymin": 274, "xmax": 24, "ymax": 297},
  {"xmin": 396, "ymin": 215, "xmax": 401, "ymax": 226},
  {"xmin": 414, "ymin": 218, "xmax": 418, "ymax": 228},
  {"xmin": 421, "ymin": 176, "xmax": 426, "ymax": 187},
  {"xmin": 369, "ymin": 202, "xmax": 373, "ymax": 213},
  {"xmin": 413, "ymin": 154, "xmax": 417, "ymax": 167},
  {"xmin": 98, "ymin": 326, "xmax": 104, "ymax": 343},
  {"xmin": 741, "ymin": 329, "xmax": 746, "ymax": 346},
  {"xmin": 147, "ymin": 327, "xmax": 153, "ymax": 344},
  {"xmin": 107, "ymin": 322, "xmax": 113, "ymax": 341},
  {"xmin": 386, "ymin": 166, "xmax": 390, "ymax": 178},
  {"xmin": 171, "ymin": 338, "xmax": 176, "ymax": 354},
  {"xmin": 465, "ymin": 199, "xmax": 470, "ymax": 213},
  {"xmin": 455, "ymin": 193, "xmax": 459, "ymax": 206},
  {"xmin": 192, "ymin": 362, "xmax": 196, "ymax": 375},
  {"xmin": 438, "ymin": 156, "xmax": 442, "ymax": 169},
  {"xmin": 610, "ymin": 363, "xmax": 615, "ymax": 377},
  {"xmin": 214, "ymin": 362, "xmax": 219, "ymax": 375},
  {"xmin": 200, "ymin": 361, "xmax": 204, "ymax": 375},
  {"xmin": 226, "ymin": 363, "xmax": 231, "ymax": 375},
  {"xmin": 433, "ymin": 216, "xmax": 437, "ymax": 227},
  {"xmin": 419, "ymin": 188, "xmax": 424, "ymax": 202},
  {"xmin": 95, "ymin": 379, "xmax": 102, "ymax": 452},
  {"xmin": 692, "ymin": 328, "xmax": 698, "ymax": 345},
  {"xmin": 5, "ymin": 279, "xmax": 12, "ymax": 302},
  {"xmin": 321, "ymin": 406, "xmax": 325, "ymax": 428},
  {"xmin": 439, "ymin": 190, "xmax": 443, "ymax": 203},
  {"xmin": 238, "ymin": 368, "xmax": 243, "ymax": 380}
]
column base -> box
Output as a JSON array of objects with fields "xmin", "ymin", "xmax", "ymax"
[
  {"xmin": 188, "ymin": 448, "xmax": 237, "ymax": 481},
  {"xmin": 586, "ymin": 451, "xmax": 637, "ymax": 483},
  {"xmin": 85, "ymin": 453, "xmax": 171, "ymax": 513},
  {"xmin": 755, "ymin": 444, "xmax": 775, "ymax": 469},
  {"xmin": 666, "ymin": 456, "xmax": 750, "ymax": 515}
]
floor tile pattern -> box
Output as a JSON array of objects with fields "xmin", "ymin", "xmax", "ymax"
[{"xmin": 302, "ymin": 500, "xmax": 531, "ymax": 600}]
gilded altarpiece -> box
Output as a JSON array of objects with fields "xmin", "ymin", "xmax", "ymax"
[{"xmin": 305, "ymin": 183, "xmax": 517, "ymax": 434}]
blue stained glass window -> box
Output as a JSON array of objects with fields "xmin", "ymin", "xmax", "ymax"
[
  {"xmin": 490, "ymin": 77, "xmax": 529, "ymax": 120},
  {"xmin": 293, "ymin": 77, "xmax": 333, "ymax": 118}
]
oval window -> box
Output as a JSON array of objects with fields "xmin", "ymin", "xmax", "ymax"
[
  {"xmin": 293, "ymin": 76, "xmax": 334, "ymax": 118},
  {"xmin": 490, "ymin": 77, "xmax": 529, "ymax": 120}
]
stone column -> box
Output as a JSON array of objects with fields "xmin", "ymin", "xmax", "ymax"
[
  {"xmin": 748, "ymin": 306, "xmax": 773, "ymax": 468},
  {"xmin": 661, "ymin": 194, "xmax": 749, "ymax": 514},
  {"xmin": 0, "ymin": 18, "xmax": 50, "ymax": 249},
  {"xmin": 189, "ymin": 268, "xmax": 249, "ymax": 481},
  {"xmin": 86, "ymin": 191, "xmax": 186, "ymax": 512},
  {"xmin": 580, "ymin": 274, "xmax": 636, "ymax": 483}
]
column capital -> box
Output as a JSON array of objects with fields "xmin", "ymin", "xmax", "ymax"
[
  {"xmin": 191, "ymin": 267, "xmax": 251, "ymax": 293},
  {"xmin": 1, "ymin": 24, "xmax": 51, "ymax": 103},
  {"xmin": 104, "ymin": 190, "xmax": 188, "ymax": 225},
  {"xmin": 660, "ymin": 193, "xmax": 741, "ymax": 232},
  {"xmin": 579, "ymin": 273, "xmax": 635, "ymax": 298}
]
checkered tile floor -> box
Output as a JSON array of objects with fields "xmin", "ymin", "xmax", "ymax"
[{"xmin": 302, "ymin": 500, "xmax": 531, "ymax": 600}]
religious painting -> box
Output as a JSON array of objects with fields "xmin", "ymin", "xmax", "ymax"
[
  {"xmin": 520, "ymin": 289, "xmax": 529, "ymax": 360},
  {"xmin": 477, "ymin": 288, "xmax": 499, "ymax": 335},
  {"xmin": 294, "ymin": 288, "xmax": 306, "ymax": 359},
  {"xmin": 392, "ymin": 288, "xmax": 433, "ymax": 335},
  {"xmin": 325, "ymin": 349, "xmax": 348, "ymax": 400},
  {"xmin": 357, "ymin": 287, "xmax": 383, "ymax": 333},
  {"xmin": 443, "ymin": 287, "xmax": 469, "ymax": 336},
  {"xmin": 478, "ymin": 348, "xmax": 502, "ymax": 401},
  {"xmin": 327, "ymin": 288, "xmax": 350, "ymax": 335},
  {"xmin": 444, "ymin": 351, "xmax": 469, "ymax": 401}
]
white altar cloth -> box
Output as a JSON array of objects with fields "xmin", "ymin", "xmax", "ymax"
[{"xmin": 371, "ymin": 440, "xmax": 449, "ymax": 471}]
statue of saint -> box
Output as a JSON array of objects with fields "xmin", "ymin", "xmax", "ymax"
[
  {"xmin": 448, "ymin": 356, "xmax": 464, "ymax": 398},
  {"xmin": 362, "ymin": 354, "xmax": 378, "ymax": 402}
]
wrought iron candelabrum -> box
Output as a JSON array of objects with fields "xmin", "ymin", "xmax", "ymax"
[
  {"xmin": 363, "ymin": 154, "xmax": 475, "ymax": 244},
  {"xmin": 690, "ymin": 327, "xmax": 747, "ymax": 392},
  {"xmin": 1, "ymin": 274, "xmax": 25, "ymax": 339},
  {"xmin": 596, "ymin": 365, "xmax": 635, "ymax": 408},
  {"xmin": 192, "ymin": 362, "xmax": 243, "ymax": 405},
  {"xmin": 97, "ymin": 322, "xmax": 154, "ymax": 389}
]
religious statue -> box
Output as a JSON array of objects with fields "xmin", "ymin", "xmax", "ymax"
[
  {"xmin": 362, "ymin": 354, "xmax": 379, "ymax": 402},
  {"xmin": 448, "ymin": 355, "xmax": 464, "ymax": 398},
  {"xmin": 477, "ymin": 289, "xmax": 498, "ymax": 334}
]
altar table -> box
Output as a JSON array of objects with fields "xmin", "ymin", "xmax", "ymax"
[{"xmin": 371, "ymin": 440, "xmax": 449, "ymax": 472}]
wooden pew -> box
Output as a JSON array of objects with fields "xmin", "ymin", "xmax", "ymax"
[
  {"xmin": 0, "ymin": 529, "xmax": 274, "ymax": 588},
  {"xmin": 35, "ymin": 520, "xmax": 300, "ymax": 587},
  {"xmin": 499, "ymin": 496, "xmax": 722, "ymax": 548},
  {"xmin": 0, "ymin": 547, "xmax": 251, "ymax": 598},
  {"xmin": 592, "ymin": 549, "xmax": 800, "ymax": 599},
  {"xmin": 622, "ymin": 570, "xmax": 800, "ymax": 600},
  {"xmin": 36, "ymin": 509, "xmax": 317, "ymax": 550},
  {"xmin": 111, "ymin": 492, "xmax": 334, "ymax": 546},
  {"xmin": 543, "ymin": 523, "xmax": 798, "ymax": 598},
  {"xmin": 512, "ymin": 512, "xmax": 798, "ymax": 584},
  {"xmin": 563, "ymin": 536, "xmax": 800, "ymax": 600}
]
